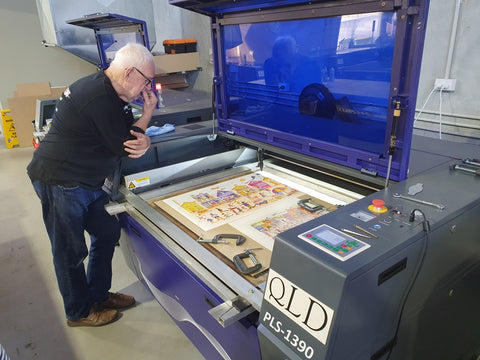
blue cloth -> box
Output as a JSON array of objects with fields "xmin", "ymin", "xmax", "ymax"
[
  {"xmin": 31, "ymin": 180, "xmax": 120, "ymax": 321},
  {"xmin": 145, "ymin": 123, "xmax": 175, "ymax": 137}
]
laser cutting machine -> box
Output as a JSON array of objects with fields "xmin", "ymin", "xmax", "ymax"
[{"xmin": 110, "ymin": 1, "xmax": 480, "ymax": 359}]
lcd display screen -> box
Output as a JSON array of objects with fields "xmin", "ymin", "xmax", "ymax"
[{"xmin": 221, "ymin": 11, "xmax": 397, "ymax": 155}]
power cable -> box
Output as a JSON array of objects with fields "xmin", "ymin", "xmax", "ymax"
[
  {"xmin": 439, "ymin": 87, "xmax": 443, "ymax": 139},
  {"xmin": 385, "ymin": 209, "xmax": 430, "ymax": 359},
  {"xmin": 414, "ymin": 87, "xmax": 436, "ymax": 125}
]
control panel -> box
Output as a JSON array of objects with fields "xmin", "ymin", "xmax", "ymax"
[
  {"xmin": 297, "ymin": 196, "xmax": 423, "ymax": 261},
  {"xmin": 348, "ymin": 197, "xmax": 417, "ymax": 234},
  {"xmin": 298, "ymin": 224, "xmax": 370, "ymax": 261}
]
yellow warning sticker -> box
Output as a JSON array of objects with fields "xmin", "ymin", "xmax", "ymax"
[{"xmin": 128, "ymin": 177, "xmax": 151, "ymax": 190}]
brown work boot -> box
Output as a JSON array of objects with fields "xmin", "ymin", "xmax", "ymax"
[
  {"xmin": 66, "ymin": 305, "xmax": 118, "ymax": 327},
  {"xmin": 101, "ymin": 292, "xmax": 136, "ymax": 309}
]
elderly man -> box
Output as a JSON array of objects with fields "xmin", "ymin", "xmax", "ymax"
[{"xmin": 27, "ymin": 43, "xmax": 157, "ymax": 327}]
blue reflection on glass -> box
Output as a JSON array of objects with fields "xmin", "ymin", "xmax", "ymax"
[
  {"xmin": 99, "ymin": 32, "xmax": 146, "ymax": 66},
  {"xmin": 222, "ymin": 11, "xmax": 397, "ymax": 155}
]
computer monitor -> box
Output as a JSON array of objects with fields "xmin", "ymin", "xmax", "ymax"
[{"xmin": 34, "ymin": 98, "xmax": 57, "ymax": 132}]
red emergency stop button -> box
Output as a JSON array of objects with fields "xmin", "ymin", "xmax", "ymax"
[{"xmin": 369, "ymin": 198, "xmax": 388, "ymax": 213}]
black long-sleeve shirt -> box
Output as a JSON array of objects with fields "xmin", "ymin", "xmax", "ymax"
[{"xmin": 27, "ymin": 71, "xmax": 134, "ymax": 190}]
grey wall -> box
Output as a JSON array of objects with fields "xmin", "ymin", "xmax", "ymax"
[
  {"xmin": 0, "ymin": 1, "xmax": 97, "ymax": 108},
  {"xmin": 415, "ymin": 0, "xmax": 480, "ymax": 144},
  {"xmin": 0, "ymin": 0, "xmax": 211, "ymax": 110},
  {"xmin": 1, "ymin": 0, "xmax": 478, "ymax": 144}
]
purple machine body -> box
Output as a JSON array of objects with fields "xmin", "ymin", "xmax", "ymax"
[{"xmin": 116, "ymin": 1, "xmax": 434, "ymax": 359}]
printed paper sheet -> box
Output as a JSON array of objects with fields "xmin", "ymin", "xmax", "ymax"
[{"xmin": 159, "ymin": 172, "xmax": 299, "ymax": 231}]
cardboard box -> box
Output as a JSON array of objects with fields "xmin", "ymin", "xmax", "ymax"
[
  {"xmin": 155, "ymin": 73, "xmax": 189, "ymax": 89},
  {"xmin": 153, "ymin": 52, "xmax": 200, "ymax": 75},
  {"xmin": 7, "ymin": 82, "xmax": 66, "ymax": 147}
]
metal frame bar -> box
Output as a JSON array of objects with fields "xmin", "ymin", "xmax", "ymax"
[{"xmin": 121, "ymin": 164, "xmax": 266, "ymax": 311}]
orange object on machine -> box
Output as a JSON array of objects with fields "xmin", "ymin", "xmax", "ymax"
[{"xmin": 163, "ymin": 39, "xmax": 197, "ymax": 54}]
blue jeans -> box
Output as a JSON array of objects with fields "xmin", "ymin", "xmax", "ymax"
[{"xmin": 32, "ymin": 180, "xmax": 120, "ymax": 321}]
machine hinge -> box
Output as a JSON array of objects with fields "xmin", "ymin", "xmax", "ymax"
[
  {"xmin": 213, "ymin": 76, "xmax": 222, "ymax": 86},
  {"xmin": 407, "ymin": 5, "xmax": 420, "ymax": 15},
  {"xmin": 361, "ymin": 168, "xmax": 378, "ymax": 177},
  {"xmin": 393, "ymin": 0, "xmax": 419, "ymax": 15},
  {"xmin": 208, "ymin": 296, "xmax": 255, "ymax": 328},
  {"xmin": 257, "ymin": 147, "xmax": 264, "ymax": 171}
]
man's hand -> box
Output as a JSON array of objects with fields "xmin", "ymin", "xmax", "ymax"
[
  {"xmin": 142, "ymin": 89, "xmax": 158, "ymax": 115},
  {"xmin": 124, "ymin": 130, "xmax": 151, "ymax": 158}
]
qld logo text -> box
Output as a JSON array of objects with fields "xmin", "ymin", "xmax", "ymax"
[{"xmin": 264, "ymin": 269, "xmax": 334, "ymax": 345}]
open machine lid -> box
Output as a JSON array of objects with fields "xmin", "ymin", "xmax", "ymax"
[
  {"xmin": 170, "ymin": 0, "xmax": 430, "ymax": 183},
  {"xmin": 67, "ymin": 13, "xmax": 150, "ymax": 69}
]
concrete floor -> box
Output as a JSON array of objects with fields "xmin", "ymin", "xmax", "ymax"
[{"xmin": 0, "ymin": 140, "xmax": 204, "ymax": 360}]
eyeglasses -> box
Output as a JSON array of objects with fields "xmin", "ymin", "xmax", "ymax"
[{"xmin": 133, "ymin": 67, "xmax": 152, "ymax": 87}]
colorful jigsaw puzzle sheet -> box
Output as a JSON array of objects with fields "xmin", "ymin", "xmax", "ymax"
[
  {"xmin": 250, "ymin": 203, "xmax": 323, "ymax": 238},
  {"xmin": 159, "ymin": 172, "xmax": 301, "ymax": 232},
  {"xmin": 230, "ymin": 196, "xmax": 326, "ymax": 250}
]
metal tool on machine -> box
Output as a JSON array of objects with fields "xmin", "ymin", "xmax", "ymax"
[
  {"xmin": 220, "ymin": 234, "xmax": 246, "ymax": 245},
  {"xmin": 354, "ymin": 224, "xmax": 378, "ymax": 238},
  {"xmin": 450, "ymin": 159, "xmax": 480, "ymax": 176},
  {"xmin": 464, "ymin": 158, "xmax": 480, "ymax": 167},
  {"xmin": 392, "ymin": 192, "xmax": 446, "ymax": 210},
  {"xmin": 340, "ymin": 228, "xmax": 371, "ymax": 239},
  {"xmin": 233, "ymin": 248, "xmax": 263, "ymax": 275},
  {"xmin": 197, "ymin": 234, "xmax": 245, "ymax": 244},
  {"xmin": 298, "ymin": 198, "xmax": 326, "ymax": 212}
]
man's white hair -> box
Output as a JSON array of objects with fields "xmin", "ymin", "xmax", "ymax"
[{"xmin": 111, "ymin": 43, "xmax": 154, "ymax": 69}]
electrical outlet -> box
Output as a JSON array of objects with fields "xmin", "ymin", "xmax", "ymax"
[{"xmin": 434, "ymin": 78, "xmax": 456, "ymax": 92}]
